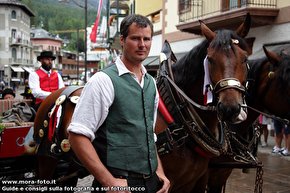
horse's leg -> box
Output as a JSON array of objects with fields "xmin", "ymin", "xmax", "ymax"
[
  {"xmin": 207, "ymin": 168, "xmax": 233, "ymax": 193},
  {"xmin": 190, "ymin": 172, "xmax": 208, "ymax": 193},
  {"xmin": 37, "ymin": 155, "xmax": 58, "ymax": 179}
]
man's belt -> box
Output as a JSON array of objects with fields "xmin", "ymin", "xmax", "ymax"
[{"xmin": 108, "ymin": 167, "xmax": 152, "ymax": 179}]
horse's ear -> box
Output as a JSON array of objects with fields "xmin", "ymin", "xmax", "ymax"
[
  {"xmin": 263, "ymin": 46, "xmax": 282, "ymax": 66},
  {"xmin": 244, "ymin": 37, "xmax": 255, "ymax": 55},
  {"xmin": 199, "ymin": 20, "xmax": 215, "ymax": 41},
  {"xmin": 236, "ymin": 13, "xmax": 251, "ymax": 38}
]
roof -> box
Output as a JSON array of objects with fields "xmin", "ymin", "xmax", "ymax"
[
  {"xmin": 30, "ymin": 28, "xmax": 62, "ymax": 41},
  {"xmin": 0, "ymin": 0, "xmax": 34, "ymax": 17}
]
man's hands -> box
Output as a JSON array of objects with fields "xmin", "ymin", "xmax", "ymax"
[{"xmin": 156, "ymin": 172, "xmax": 170, "ymax": 193}]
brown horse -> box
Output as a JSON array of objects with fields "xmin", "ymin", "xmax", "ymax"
[
  {"xmin": 32, "ymin": 87, "xmax": 84, "ymax": 187},
  {"xmin": 154, "ymin": 14, "xmax": 254, "ymax": 193},
  {"xmin": 30, "ymin": 14, "xmax": 254, "ymax": 192},
  {"xmin": 206, "ymin": 47, "xmax": 290, "ymax": 193}
]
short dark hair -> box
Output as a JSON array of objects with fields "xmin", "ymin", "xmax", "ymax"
[{"xmin": 120, "ymin": 14, "xmax": 153, "ymax": 39}]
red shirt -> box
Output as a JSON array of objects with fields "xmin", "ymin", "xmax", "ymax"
[{"xmin": 35, "ymin": 69, "xmax": 59, "ymax": 104}]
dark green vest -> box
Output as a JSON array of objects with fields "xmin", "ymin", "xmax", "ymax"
[{"xmin": 93, "ymin": 64, "xmax": 158, "ymax": 175}]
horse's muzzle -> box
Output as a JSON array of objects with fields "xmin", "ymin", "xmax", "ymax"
[{"xmin": 217, "ymin": 102, "xmax": 247, "ymax": 123}]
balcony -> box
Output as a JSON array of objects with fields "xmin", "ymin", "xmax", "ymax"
[
  {"xmin": 9, "ymin": 58, "xmax": 33, "ymax": 66},
  {"xmin": 9, "ymin": 38, "xmax": 33, "ymax": 48},
  {"xmin": 176, "ymin": 0, "xmax": 279, "ymax": 34}
]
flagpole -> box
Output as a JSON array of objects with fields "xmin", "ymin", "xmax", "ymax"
[
  {"xmin": 77, "ymin": 28, "xmax": 80, "ymax": 85},
  {"xmin": 84, "ymin": 0, "xmax": 88, "ymax": 83}
]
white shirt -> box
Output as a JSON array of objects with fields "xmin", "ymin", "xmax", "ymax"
[
  {"xmin": 67, "ymin": 57, "xmax": 159, "ymax": 141},
  {"xmin": 28, "ymin": 67, "xmax": 65, "ymax": 100}
]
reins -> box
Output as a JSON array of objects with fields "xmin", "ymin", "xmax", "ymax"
[
  {"xmin": 161, "ymin": 74, "xmax": 216, "ymax": 111},
  {"xmin": 245, "ymin": 104, "xmax": 290, "ymax": 125},
  {"xmin": 157, "ymin": 50, "xmax": 228, "ymax": 157}
]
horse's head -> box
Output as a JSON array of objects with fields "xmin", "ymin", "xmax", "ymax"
[
  {"xmin": 200, "ymin": 13, "xmax": 255, "ymax": 123},
  {"xmin": 255, "ymin": 47, "xmax": 290, "ymax": 120}
]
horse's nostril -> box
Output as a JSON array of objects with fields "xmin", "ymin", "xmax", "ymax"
[{"xmin": 217, "ymin": 102, "xmax": 240, "ymax": 121}]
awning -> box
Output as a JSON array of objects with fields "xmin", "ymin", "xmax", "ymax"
[
  {"xmin": 143, "ymin": 56, "xmax": 159, "ymax": 67},
  {"xmin": 11, "ymin": 78, "xmax": 21, "ymax": 82},
  {"xmin": 250, "ymin": 42, "xmax": 290, "ymax": 60},
  {"xmin": 22, "ymin": 66, "xmax": 35, "ymax": 73},
  {"xmin": 69, "ymin": 74, "xmax": 78, "ymax": 79},
  {"xmin": 10, "ymin": 66, "xmax": 24, "ymax": 72},
  {"xmin": 143, "ymin": 52, "xmax": 187, "ymax": 67}
]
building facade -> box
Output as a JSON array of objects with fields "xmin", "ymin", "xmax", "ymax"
[
  {"xmin": 129, "ymin": 0, "xmax": 290, "ymax": 71},
  {"xmin": 30, "ymin": 27, "xmax": 63, "ymax": 70},
  {"xmin": 0, "ymin": 0, "xmax": 34, "ymax": 87}
]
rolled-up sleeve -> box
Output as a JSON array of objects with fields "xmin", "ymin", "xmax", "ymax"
[{"xmin": 67, "ymin": 72, "xmax": 114, "ymax": 141}]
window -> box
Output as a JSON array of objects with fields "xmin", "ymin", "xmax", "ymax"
[
  {"xmin": 11, "ymin": 10, "xmax": 16, "ymax": 19},
  {"xmin": 222, "ymin": 0, "xmax": 246, "ymax": 11},
  {"xmin": 11, "ymin": 29, "xmax": 16, "ymax": 39},
  {"xmin": 179, "ymin": 0, "xmax": 191, "ymax": 13},
  {"xmin": 12, "ymin": 48, "xmax": 17, "ymax": 61}
]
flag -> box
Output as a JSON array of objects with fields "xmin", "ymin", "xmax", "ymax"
[
  {"xmin": 99, "ymin": 16, "xmax": 107, "ymax": 38},
  {"xmin": 90, "ymin": 0, "xmax": 103, "ymax": 43}
]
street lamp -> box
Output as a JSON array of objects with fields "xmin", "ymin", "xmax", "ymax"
[{"xmin": 59, "ymin": 0, "xmax": 87, "ymax": 83}]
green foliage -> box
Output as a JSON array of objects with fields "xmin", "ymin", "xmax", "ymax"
[{"xmin": 21, "ymin": 0, "xmax": 98, "ymax": 52}]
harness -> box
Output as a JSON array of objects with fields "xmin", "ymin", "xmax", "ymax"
[
  {"xmin": 37, "ymin": 86, "xmax": 82, "ymax": 156},
  {"xmin": 156, "ymin": 43, "xmax": 227, "ymax": 158},
  {"xmin": 155, "ymin": 40, "xmax": 264, "ymax": 193}
]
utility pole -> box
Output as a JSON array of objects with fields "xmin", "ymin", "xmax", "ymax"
[{"xmin": 59, "ymin": 0, "xmax": 87, "ymax": 83}]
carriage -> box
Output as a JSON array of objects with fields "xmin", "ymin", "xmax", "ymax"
[{"xmin": 0, "ymin": 99, "xmax": 36, "ymax": 180}]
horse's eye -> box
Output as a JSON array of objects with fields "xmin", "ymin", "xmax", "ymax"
[{"xmin": 207, "ymin": 57, "xmax": 213, "ymax": 64}]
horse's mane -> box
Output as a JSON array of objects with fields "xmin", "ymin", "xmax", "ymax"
[
  {"xmin": 172, "ymin": 39, "xmax": 208, "ymax": 89},
  {"xmin": 211, "ymin": 29, "xmax": 249, "ymax": 53},
  {"xmin": 246, "ymin": 56, "xmax": 268, "ymax": 104},
  {"xmin": 248, "ymin": 57, "xmax": 267, "ymax": 80},
  {"xmin": 172, "ymin": 29, "xmax": 249, "ymax": 90},
  {"xmin": 247, "ymin": 52, "xmax": 290, "ymax": 102},
  {"xmin": 276, "ymin": 53, "xmax": 290, "ymax": 90}
]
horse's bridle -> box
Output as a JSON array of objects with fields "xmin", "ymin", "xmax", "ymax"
[
  {"xmin": 208, "ymin": 39, "xmax": 250, "ymax": 98},
  {"xmin": 213, "ymin": 78, "xmax": 246, "ymax": 94}
]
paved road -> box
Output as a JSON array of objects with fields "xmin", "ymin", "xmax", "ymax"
[
  {"xmin": 225, "ymin": 134, "xmax": 290, "ymax": 193},
  {"xmin": 226, "ymin": 152, "xmax": 290, "ymax": 193}
]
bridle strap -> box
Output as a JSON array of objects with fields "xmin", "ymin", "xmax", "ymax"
[
  {"xmin": 214, "ymin": 78, "xmax": 246, "ymax": 94},
  {"xmin": 162, "ymin": 74, "xmax": 216, "ymax": 112}
]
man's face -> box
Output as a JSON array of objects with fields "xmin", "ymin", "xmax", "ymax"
[
  {"xmin": 4, "ymin": 94, "xmax": 14, "ymax": 100},
  {"xmin": 120, "ymin": 23, "xmax": 152, "ymax": 65},
  {"xmin": 41, "ymin": 57, "xmax": 53, "ymax": 71}
]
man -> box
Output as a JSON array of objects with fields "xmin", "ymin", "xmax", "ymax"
[
  {"xmin": 1, "ymin": 88, "xmax": 15, "ymax": 100},
  {"xmin": 28, "ymin": 51, "xmax": 65, "ymax": 110},
  {"xmin": 67, "ymin": 14, "xmax": 170, "ymax": 193}
]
